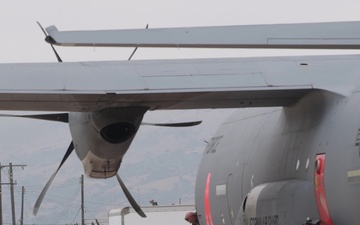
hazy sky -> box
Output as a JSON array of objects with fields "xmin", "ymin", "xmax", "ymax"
[
  {"xmin": 1, "ymin": 0, "xmax": 360, "ymax": 225},
  {"xmin": 2, "ymin": 0, "xmax": 360, "ymax": 63}
]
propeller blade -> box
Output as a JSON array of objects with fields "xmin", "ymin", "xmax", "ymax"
[
  {"xmin": 36, "ymin": 21, "xmax": 63, "ymax": 63},
  {"xmin": 116, "ymin": 174, "xmax": 147, "ymax": 218},
  {"xmin": 33, "ymin": 141, "xmax": 74, "ymax": 215},
  {"xmin": 128, "ymin": 46, "xmax": 138, "ymax": 61},
  {"xmin": 128, "ymin": 24, "xmax": 148, "ymax": 60},
  {"xmin": 141, "ymin": 120, "xmax": 202, "ymax": 127},
  {"xmin": 0, "ymin": 113, "xmax": 68, "ymax": 123}
]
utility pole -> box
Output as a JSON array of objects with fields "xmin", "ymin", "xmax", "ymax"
[
  {"xmin": 81, "ymin": 174, "xmax": 85, "ymax": 225},
  {"xmin": 0, "ymin": 169, "xmax": 13, "ymax": 225},
  {"xmin": 9, "ymin": 163, "xmax": 15, "ymax": 225},
  {"xmin": 20, "ymin": 186, "xmax": 24, "ymax": 225},
  {"xmin": 0, "ymin": 163, "xmax": 26, "ymax": 225}
]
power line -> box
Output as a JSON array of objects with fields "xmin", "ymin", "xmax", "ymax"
[
  {"xmin": 69, "ymin": 208, "xmax": 81, "ymax": 225},
  {"xmin": 52, "ymin": 184, "xmax": 81, "ymax": 224}
]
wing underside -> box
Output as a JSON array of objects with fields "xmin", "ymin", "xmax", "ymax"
[
  {"xmin": 0, "ymin": 88, "xmax": 311, "ymax": 111},
  {"xmin": 2, "ymin": 54, "xmax": 359, "ymax": 112}
]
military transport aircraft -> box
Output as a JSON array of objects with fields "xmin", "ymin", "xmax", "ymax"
[{"xmin": 2, "ymin": 21, "xmax": 360, "ymax": 225}]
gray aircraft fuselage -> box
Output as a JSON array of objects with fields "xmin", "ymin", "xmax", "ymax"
[{"xmin": 195, "ymin": 90, "xmax": 360, "ymax": 225}]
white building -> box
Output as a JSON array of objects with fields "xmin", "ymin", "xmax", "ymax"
[{"xmin": 109, "ymin": 205, "xmax": 195, "ymax": 225}]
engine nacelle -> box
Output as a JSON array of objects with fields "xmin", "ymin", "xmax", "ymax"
[
  {"xmin": 68, "ymin": 107, "xmax": 148, "ymax": 178},
  {"xmin": 240, "ymin": 180, "xmax": 319, "ymax": 225}
]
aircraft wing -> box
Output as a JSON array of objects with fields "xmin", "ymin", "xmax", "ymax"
[
  {"xmin": 0, "ymin": 54, "xmax": 358, "ymax": 112},
  {"xmin": 46, "ymin": 21, "xmax": 360, "ymax": 49}
]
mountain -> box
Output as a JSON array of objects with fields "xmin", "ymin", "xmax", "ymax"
[{"xmin": 0, "ymin": 109, "xmax": 234, "ymax": 225}]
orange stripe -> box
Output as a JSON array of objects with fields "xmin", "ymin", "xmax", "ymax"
[
  {"xmin": 204, "ymin": 173, "xmax": 214, "ymax": 225},
  {"xmin": 314, "ymin": 154, "xmax": 333, "ymax": 225}
]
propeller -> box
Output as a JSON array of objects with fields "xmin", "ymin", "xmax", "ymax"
[
  {"xmin": 0, "ymin": 112, "xmax": 200, "ymax": 217},
  {"xmin": 23, "ymin": 24, "xmax": 200, "ymax": 216},
  {"xmin": 142, "ymin": 120, "xmax": 202, "ymax": 127},
  {"xmin": 37, "ymin": 21, "xmax": 63, "ymax": 63},
  {"xmin": 0, "ymin": 113, "xmax": 68, "ymax": 123},
  {"xmin": 30, "ymin": 23, "xmax": 146, "ymax": 217},
  {"xmin": 116, "ymin": 174, "xmax": 147, "ymax": 218},
  {"xmin": 33, "ymin": 141, "xmax": 74, "ymax": 215}
]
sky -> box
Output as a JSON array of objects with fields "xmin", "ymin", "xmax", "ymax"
[
  {"xmin": 1, "ymin": 0, "xmax": 360, "ymax": 225},
  {"xmin": 2, "ymin": 0, "xmax": 360, "ymax": 63}
]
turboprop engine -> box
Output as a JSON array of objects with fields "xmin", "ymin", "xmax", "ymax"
[
  {"xmin": 69, "ymin": 107, "xmax": 148, "ymax": 178},
  {"xmin": 0, "ymin": 107, "xmax": 201, "ymax": 217}
]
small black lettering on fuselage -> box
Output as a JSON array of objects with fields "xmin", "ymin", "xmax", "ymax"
[
  {"xmin": 244, "ymin": 215, "xmax": 279, "ymax": 225},
  {"xmin": 355, "ymin": 128, "xmax": 360, "ymax": 146},
  {"xmin": 205, "ymin": 135, "xmax": 223, "ymax": 154}
]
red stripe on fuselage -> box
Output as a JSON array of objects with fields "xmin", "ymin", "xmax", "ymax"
[
  {"xmin": 314, "ymin": 154, "xmax": 333, "ymax": 225},
  {"xmin": 204, "ymin": 173, "xmax": 214, "ymax": 225}
]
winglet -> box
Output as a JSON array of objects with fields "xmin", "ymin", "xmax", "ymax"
[
  {"xmin": 45, "ymin": 26, "xmax": 60, "ymax": 45},
  {"xmin": 45, "ymin": 25, "xmax": 59, "ymax": 36}
]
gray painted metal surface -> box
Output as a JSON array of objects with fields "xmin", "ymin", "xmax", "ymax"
[
  {"xmin": 195, "ymin": 89, "xmax": 360, "ymax": 225},
  {"xmin": 0, "ymin": 56, "xmax": 318, "ymax": 111},
  {"xmin": 2, "ymin": 54, "xmax": 360, "ymax": 112},
  {"xmin": 46, "ymin": 21, "xmax": 360, "ymax": 49}
]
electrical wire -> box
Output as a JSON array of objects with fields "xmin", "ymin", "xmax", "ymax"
[
  {"xmin": 69, "ymin": 207, "xmax": 81, "ymax": 225},
  {"xmin": 52, "ymin": 185, "xmax": 81, "ymax": 224}
]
